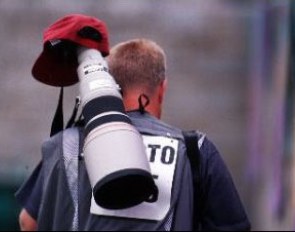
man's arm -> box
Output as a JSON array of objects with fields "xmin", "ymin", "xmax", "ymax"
[
  {"xmin": 19, "ymin": 209, "xmax": 37, "ymax": 231},
  {"xmin": 199, "ymin": 138, "xmax": 251, "ymax": 231},
  {"xmin": 15, "ymin": 162, "xmax": 43, "ymax": 230}
]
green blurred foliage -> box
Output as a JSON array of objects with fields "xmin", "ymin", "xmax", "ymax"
[{"xmin": 0, "ymin": 184, "xmax": 20, "ymax": 231}]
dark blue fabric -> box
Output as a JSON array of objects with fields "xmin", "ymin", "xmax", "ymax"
[
  {"xmin": 197, "ymin": 138, "xmax": 250, "ymax": 231},
  {"xmin": 15, "ymin": 161, "xmax": 43, "ymax": 220}
]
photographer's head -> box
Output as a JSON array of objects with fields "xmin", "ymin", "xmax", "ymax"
[{"xmin": 107, "ymin": 39, "xmax": 167, "ymax": 119}]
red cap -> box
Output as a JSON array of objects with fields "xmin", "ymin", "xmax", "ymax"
[{"xmin": 32, "ymin": 14, "xmax": 110, "ymax": 87}]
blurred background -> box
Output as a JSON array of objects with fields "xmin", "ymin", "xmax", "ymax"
[{"xmin": 0, "ymin": 0, "xmax": 294, "ymax": 230}]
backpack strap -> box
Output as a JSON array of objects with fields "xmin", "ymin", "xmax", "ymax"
[
  {"xmin": 183, "ymin": 130, "xmax": 204, "ymax": 231},
  {"xmin": 62, "ymin": 128, "xmax": 80, "ymax": 231}
]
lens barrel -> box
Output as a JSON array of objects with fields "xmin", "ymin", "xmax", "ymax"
[{"xmin": 77, "ymin": 48, "xmax": 158, "ymax": 209}]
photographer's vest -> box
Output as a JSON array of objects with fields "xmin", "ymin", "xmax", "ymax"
[{"xmin": 37, "ymin": 111, "xmax": 205, "ymax": 231}]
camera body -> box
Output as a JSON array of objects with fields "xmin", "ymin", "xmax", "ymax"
[{"xmin": 77, "ymin": 48, "xmax": 158, "ymax": 209}]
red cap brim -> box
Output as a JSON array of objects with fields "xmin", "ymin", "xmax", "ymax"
[
  {"xmin": 32, "ymin": 44, "xmax": 79, "ymax": 87},
  {"xmin": 32, "ymin": 14, "xmax": 109, "ymax": 87}
]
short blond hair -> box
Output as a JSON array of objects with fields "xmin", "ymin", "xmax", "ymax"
[{"xmin": 107, "ymin": 39, "xmax": 166, "ymax": 94}]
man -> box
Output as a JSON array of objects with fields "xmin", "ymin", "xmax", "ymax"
[{"xmin": 17, "ymin": 15, "xmax": 251, "ymax": 231}]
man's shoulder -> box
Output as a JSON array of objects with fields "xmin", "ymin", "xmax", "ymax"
[
  {"xmin": 183, "ymin": 131, "xmax": 227, "ymax": 174},
  {"xmin": 41, "ymin": 127, "xmax": 81, "ymax": 157},
  {"xmin": 43, "ymin": 127, "xmax": 80, "ymax": 143},
  {"xmin": 199, "ymin": 135, "xmax": 224, "ymax": 162},
  {"xmin": 128, "ymin": 111, "xmax": 183, "ymax": 139}
]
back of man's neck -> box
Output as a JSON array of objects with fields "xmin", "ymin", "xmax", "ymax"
[{"xmin": 123, "ymin": 93, "xmax": 161, "ymax": 119}]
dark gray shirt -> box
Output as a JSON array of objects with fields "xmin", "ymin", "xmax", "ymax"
[{"xmin": 16, "ymin": 111, "xmax": 250, "ymax": 231}]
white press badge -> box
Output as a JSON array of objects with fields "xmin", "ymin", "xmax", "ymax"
[{"xmin": 90, "ymin": 135, "xmax": 179, "ymax": 221}]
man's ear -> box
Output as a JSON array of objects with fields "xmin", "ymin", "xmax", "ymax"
[{"xmin": 158, "ymin": 79, "xmax": 168, "ymax": 104}]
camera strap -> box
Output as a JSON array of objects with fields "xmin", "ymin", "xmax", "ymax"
[
  {"xmin": 66, "ymin": 96, "xmax": 81, "ymax": 129},
  {"xmin": 50, "ymin": 88, "xmax": 81, "ymax": 137},
  {"xmin": 50, "ymin": 88, "xmax": 64, "ymax": 137}
]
